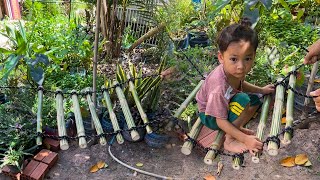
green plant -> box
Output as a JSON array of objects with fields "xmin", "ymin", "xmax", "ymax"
[{"xmin": 0, "ymin": 146, "xmax": 32, "ymax": 172}]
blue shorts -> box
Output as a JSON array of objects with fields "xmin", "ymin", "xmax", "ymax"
[{"xmin": 199, "ymin": 93, "xmax": 261, "ymax": 130}]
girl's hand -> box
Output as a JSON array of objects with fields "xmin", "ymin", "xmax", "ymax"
[{"xmin": 261, "ymin": 84, "xmax": 275, "ymax": 95}]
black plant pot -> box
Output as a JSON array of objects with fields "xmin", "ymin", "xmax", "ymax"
[
  {"xmin": 188, "ymin": 31, "xmax": 209, "ymax": 48},
  {"xmin": 144, "ymin": 132, "xmax": 170, "ymax": 148}
]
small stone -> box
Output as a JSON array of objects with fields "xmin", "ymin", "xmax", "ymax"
[
  {"xmin": 172, "ymin": 144, "xmax": 176, "ymax": 147},
  {"xmin": 165, "ymin": 144, "xmax": 172, "ymax": 149},
  {"xmin": 133, "ymin": 171, "xmax": 138, "ymax": 176}
]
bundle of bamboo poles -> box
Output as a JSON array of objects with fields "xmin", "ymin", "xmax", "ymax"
[
  {"xmin": 113, "ymin": 81, "xmax": 140, "ymax": 141},
  {"xmin": 252, "ymin": 95, "xmax": 271, "ymax": 163},
  {"xmin": 283, "ymin": 66, "xmax": 296, "ymax": 144},
  {"xmin": 267, "ymin": 78, "xmax": 285, "ymax": 156},
  {"xmin": 36, "ymin": 87, "xmax": 44, "ymax": 146},
  {"xmin": 127, "ymin": 73, "xmax": 153, "ymax": 134},
  {"xmin": 102, "ymin": 85, "xmax": 124, "ymax": 144},
  {"xmin": 84, "ymin": 87, "xmax": 107, "ymax": 145},
  {"xmin": 56, "ymin": 89, "xmax": 69, "ymax": 150},
  {"xmin": 71, "ymin": 90, "xmax": 87, "ymax": 148}
]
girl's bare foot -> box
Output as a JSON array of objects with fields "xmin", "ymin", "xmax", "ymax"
[{"xmin": 223, "ymin": 134, "xmax": 247, "ymax": 153}]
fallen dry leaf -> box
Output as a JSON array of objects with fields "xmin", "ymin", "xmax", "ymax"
[
  {"xmin": 89, "ymin": 164, "xmax": 99, "ymax": 173},
  {"xmin": 303, "ymin": 160, "xmax": 312, "ymax": 167},
  {"xmin": 280, "ymin": 156, "xmax": 295, "ymax": 167},
  {"xmin": 314, "ymin": 79, "xmax": 320, "ymax": 83},
  {"xmin": 295, "ymin": 154, "xmax": 308, "ymax": 165},
  {"xmin": 136, "ymin": 163, "xmax": 143, "ymax": 167},
  {"xmin": 281, "ymin": 117, "xmax": 286, "ymax": 124},
  {"xmin": 97, "ymin": 161, "xmax": 106, "ymax": 169},
  {"xmin": 204, "ymin": 174, "xmax": 216, "ymax": 180}
]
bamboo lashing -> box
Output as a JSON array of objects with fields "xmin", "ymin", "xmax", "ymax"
[
  {"xmin": 283, "ymin": 66, "xmax": 296, "ymax": 144},
  {"xmin": 71, "ymin": 90, "xmax": 87, "ymax": 148},
  {"xmin": 102, "ymin": 86, "xmax": 124, "ymax": 144},
  {"xmin": 267, "ymin": 78, "xmax": 285, "ymax": 156},
  {"xmin": 36, "ymin": 86, "xmax": 44, "ymax": 145},
  {"xmin": 113, "ymin": 81, "xmax": 140, "ymax": 141},
  {"xmin": 84, "ymin": 87, "xmax": 107, "ymax": 145},
  {"xmin": 127, "ymin": 74, "xmax": 152, "ymax": 134},
  {"xmin": 166, "ymin": 80, "xmax": 204, "ymax": 131},
  {"xmin": 204, "ymin": 130, "xmax": 225, "ymax": 165},
  {"xmin": 181, "ymin": 117, "xmax": 203, "ymax": 155},
  {"xmin": 56, "ymin": 89, "xmax": 69, "ymax": 150},
  {"xmin": 252, "ymin": 95, "xmax": 271, "ymax": 163}
]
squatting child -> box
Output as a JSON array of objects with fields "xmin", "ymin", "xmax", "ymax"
[{"xmin": 196, "ymin": 18, "xmax": 275, "ymax": 155}]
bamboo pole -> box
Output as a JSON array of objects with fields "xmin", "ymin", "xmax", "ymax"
[
  {"xmin": 56, "ymin": 89, "xmax": 69, "ymax": 150},
  {"xmin": 267, "ymin": 78, "xmax": 285, "ymax": 156},
  {"xmin": 84, "ymin": 87, "xmax": 107, "ymax": 145},
  {"xmin": 232, "ymin": 157, "xmax": 241, "ymax": 170},
  {"xmin": 181, "ymin": 117, "xmax": 203, "ymax": 155},
  {"xmin": 300, "ymin": 61, "xmax": 319, "ymax": 120},
  {"xmin": 203, "ymin": 130, "xmax": 225, "ymax": 165},
  {"xmin": 252, "ymin": 95, "xmax": 271, "ymax": 163},
  {"xmin": 71, "ymin": 90, "xmax": 87, "ymax": 148},
  {"xmin": 127, "ymin": 74, "xmax": 152, "ymax": 134},
  {"xmin": 283, "ymin": 66, "xmax": 296, "ymax": 144},
  {"xmin": 113, "ymin": 81, "xmax": 140, "ymax": 141},
  {"xmin": 36, "ymin": 87, "xmax": 44, "ymax": 145},
  {"xmin": 166, "ymin": 80, "xmax": 204, "ymax": 131},
  {"xmin": 102, "ymin": 86, "xmax": 124, "ymax": 144}
]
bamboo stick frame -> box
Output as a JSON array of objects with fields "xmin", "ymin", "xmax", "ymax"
[
  {"xmin": 127, "ymin": 74, "xmax": 152, "ymax": 134},
  {"xmin": 181, "ymin": 117, "xmax": 203, "ymax": 155},
  {"xmin": 252, "ymin": 95, "xmax": 271, "ymax": 163},
  {"xmin": 301, "ymin": 61, "xmax": 319, "ymax": 119},
  {"xmin": 71, "ymin": 90, "xmax": 87, "ymax": 148},
  {"xmin": 56, "ymin": 89, "xmax": 69, "ymax": 150},
  {"xmin": 203, "ymin": 130, "xmax": 225, "ymax": 165},
  {"xmin": 84, "ymin": 87, "xmax": 107, "ymax": 145},
  {"xmin": 113, "ymin": 81, "xmax": 140, "ymax": 141},
  {"xmin": 283, "ymin": 66, "xmax": 296, "ymax": 144},
  {"xmin": 36, "ymin": 87, "xmax": 44, "ymax": 145},
  {"xmin": 267, "ymin": 78, "xmax": 285, "ymax": 156},
  {"xmin": 102, "ymin": 86, "xmax": 124, "ymax": 144},
  {"xmin": 166, "ymin": 80, "xmax": 204, "ymax": 131}
]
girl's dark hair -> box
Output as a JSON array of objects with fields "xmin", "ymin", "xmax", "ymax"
[{"xmin": 217, "ymin": 17, "xmax": 258, "ymax": 53}]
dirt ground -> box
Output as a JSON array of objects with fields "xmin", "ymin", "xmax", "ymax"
[{"xmin": 2, "ymin": 111, "xmax": 319, "ymax": 180}]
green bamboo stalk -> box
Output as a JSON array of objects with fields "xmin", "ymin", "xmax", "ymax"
[
  {"xmin": 268, "ymin": 78, "xmax": 285, "ymax": 156},
  {"xmin": 84, "ymin": 87, "xmax": 107, "ymax": 145},
  {"xmin": 127, "ymin": 74, "xmax": 152, "ymax": 134},
  {"xmin": 232, "ymin": 157, "xmax": 241, "ymax": 170},
  {"xmin": 204, "ymin": 130, "xmax": 225, "ymax": 165},
  {"xmin": 71, "ymin": 90, "xmax": 87, "ymax": 148},
  {"xmin": 36, "ymin": 87, "xmax": 43, "ymax": 145},
  {"xmin": 252, "ymin": 95, "xmax": 271, "ymax": 163},
  {"xmin": 113, "ymin": 81, "xmax": 140, "ymax": 141},
  {"xmin": 181, "ymin": 117, "xmax": 203, "ymax": 155},
  {"xmin": 301, "ymin": 61, "xmax": 319, "ymax": 120},
  {"xmin": 166, "ymin": 80, "xmax": 204, "ymax": 131},
  {"xmin": 102, "ymin": 86, "xmax": 124, "ymax": 144},
  {"xmin": 283, "ymin": 66, "xmax": 296, "ymax": 144},
  {"xmin": 56, "ymin": 89, "xmax": 69, "ymax": 150}
]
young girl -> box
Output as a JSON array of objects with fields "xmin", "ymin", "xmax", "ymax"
[{"xmin": 196, "ymin": 18, "xmax": 275, "ymax": 155}]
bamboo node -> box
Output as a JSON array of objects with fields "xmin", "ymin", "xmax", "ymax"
[
  {"xmin": 284, "ymin": 126, "xmax": 294, "ymax": 136},
  {"xmin": 232, "ymin": 153, "xmax": 244, "ymax": 166},
  {"xmin": 265, "ymin": 136, "xmax": 281, "ymax": 148}
]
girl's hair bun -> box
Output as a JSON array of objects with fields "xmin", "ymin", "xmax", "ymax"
[{"xmin": 240, "ymin": 17, "xmax": 252, "ymax": 28}]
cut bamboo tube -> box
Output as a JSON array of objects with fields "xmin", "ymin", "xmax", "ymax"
[
  {"xmin": 127, "ymin": 74, "xmax": 152, "ymax": 134},
  {"xmin": 252, "ymin": 95, "xmax": 271, "ymax": 163},
  {"xmin": 204, "ymin": 130, "xmax": 225, "ymax": 165},
  {"xmin": 232, "ymin": 157, "xmax": 241, "ymax": 170},
  {"xmin": 36, "ymin": 87, "xmax": 44, "ymax": 145},
  {"xmin": 56, "ymin": 89, "xmax": 69, "ymax": 150},
  {"xmin": 166, "ymin": 80, "xmax": 204, "ymax": 131},
  {"xmin": 102, "ymin": 86, "xmax": 124, "ymax": 144},
  {"xmin": 267, "ymin": 78, "xmax": 285, "ymax": 156},
  {"xmin": 283, "ymin": 66, "xmax": 296, "ymax": 144},
  {"xmin": 113, "ymin": 81, "xmax": 140, "ymax": 141},
  {"xmin": 84, "ymin": 87, "xmax": 107, "ymax": 145},
  {"xmin": 300, "ymin": 61, "xmax": 319, "ymax": 120},
  {"xmin": 71, "ymin": 90, "xmax": 87, "ymax": 148},
  {"xmin": 181, "ymin": 117, "xmax": 203, "ymax": 155}
]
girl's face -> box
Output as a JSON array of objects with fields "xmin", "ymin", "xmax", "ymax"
[{"xmin": 218, "ymin": 40, "xmax": 255, "ymax": 81}]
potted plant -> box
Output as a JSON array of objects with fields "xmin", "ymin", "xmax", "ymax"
[{"xmin": 0, "ymin": 146, "xmax": 32, "ymax": 173}]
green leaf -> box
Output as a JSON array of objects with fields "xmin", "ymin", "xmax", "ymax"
[
  {"xmin": 278, "ymin": 0, "xmax": 290, "ymax": 11},
  {"xmin": 0, "ymin": 47, "xmax": 14, "ymax": 56},
  {"xmin": 0, "ymin": 55, "xmax": 21, "ymax": 80},
  {"xmin": 29, "ymin": 66, "xmax": 44, "ymax": 85},
  {"xmin": 259, "ymin": 0, "xmax": 272, "ymax": 10},
  {"xmin": 296, "ymin": 9, "xmax": 304, "ymax": 21},
  {"xmin": 213, "ymin": 0, "xmax": 232, "ymax": 14}
]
